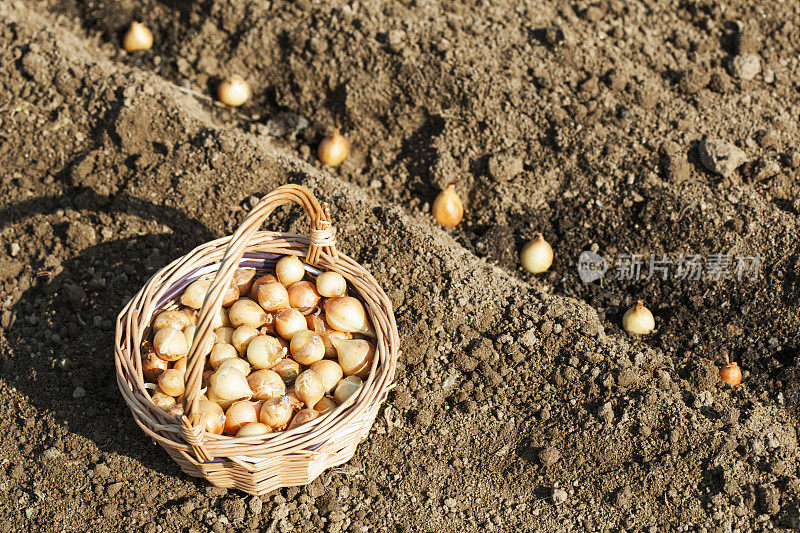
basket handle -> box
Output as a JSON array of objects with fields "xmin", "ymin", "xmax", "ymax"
[{"xmin": 180, "ymin": 184, "xmax": 338, "ymax": 459}]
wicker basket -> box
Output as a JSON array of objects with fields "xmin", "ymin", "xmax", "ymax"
[{"xmin": 114, "ymin": 184, "xmax": 399, "ymax": 495}]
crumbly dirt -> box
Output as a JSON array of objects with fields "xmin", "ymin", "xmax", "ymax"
[{"xmin": 1, "ymin": 0, "xmax": 800, "ymax": 531}]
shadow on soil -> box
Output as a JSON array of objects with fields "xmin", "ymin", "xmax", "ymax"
[{"xmin": 0, "ymin": 188, "xmax": 214, "ymax": 476}]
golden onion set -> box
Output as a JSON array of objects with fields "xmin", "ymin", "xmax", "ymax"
[
  {"xmin": 142, "ymin": 256, "xmax": 376, "ymax": 437},
  {"xmin": 122, "ymin": 22, "xmax": 350, "ymax": 168}
]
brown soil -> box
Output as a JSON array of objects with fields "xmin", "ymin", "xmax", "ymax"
[{"xmin": 1, "ymin": 0, "xmax": 800, "ymax": 531}]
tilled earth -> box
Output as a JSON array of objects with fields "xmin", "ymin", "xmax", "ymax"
[{"xmin": 1, "ymin": 0, "xmax": 800, "ymax": 531}]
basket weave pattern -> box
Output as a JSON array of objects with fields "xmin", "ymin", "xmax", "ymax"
[{"xmin": 115, "ymin": 185, "xmax": 399, "ymax": 494}]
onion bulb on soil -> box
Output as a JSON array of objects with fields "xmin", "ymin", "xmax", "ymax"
[
  {"xmin": 316, "ymin": 271, "xmax": 347, "ymax": 298},
  {"xmin": 520, "ymin": 233, "xmax": 553, "ymax": 274},
  {"xmin": 720, "ymin": 362, "xmax": 742, "ymax": 386},
  {"xmin": 287, "ymin": 408, "xmax": 321, "ymax": 430},
  {"xmin": 122, "ymin": 22, "xmax": 153, "ymax": 53},
  {"xmin": 432, "ymin": 183, "xmax": 463, "ymax": 227},
  {"xmin": 217, "ymin": 74, "xmax": 250, "ymax": 107},
  {"xmin": 318, "ymin": 128, "xmax": 349, "ymax": 167},
  {"xmin": 334, "ymin": 375, "xmax": 362, "ymax": 404},
  {"xmin": 622, "ymin": 300, "xmax": 655, "ymax": 335}
]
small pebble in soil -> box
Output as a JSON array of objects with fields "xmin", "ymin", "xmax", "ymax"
[
  {"xmin": 551, "ymin": 488, "xmax": 568, "ymax": 505},
  {"xmin": 698, "ymin": 139, "xmax": 748, "ymax": 177},
  {"xmin": 729, "ymin": 54, "xmax": 761, "ymax": 81},
  {"xmin": 9, "ymin": 243, "xmax": 20, "ymax": 257}
]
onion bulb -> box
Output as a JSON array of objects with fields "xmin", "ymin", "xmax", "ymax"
[
  {"xmin": 306, "ymin": 308, "xmax": 328, "ymax": 333},
  {"xmin": 275, "ymin": 256, "xmax": 305, "ymax": 287},
  {"xmin": 257, "ymin": 282, "xmax": 290, "ymax": 312},
  {"xmin": 320, "ymin": 330, "xmax": 351, "ymax": 358},
  {"xmin": 250, "ymin": 274, "xmax": 278, "ymax": 299},
  {"xmin": 290, "ymin": 330, "xmax": 325, "ymax": 365},
  {"xmin": 622, "ymin": 300, "xmax": 655, "ymax": 335},
  {"xmin": 214, "ymin": 326, "xmax": 235, "ymax": 346},
  {"xmin": 432, "ymin": 183, "xmax": 463, "ymax": 227},
  {"xmin": 287, "ymin": 408, "xmax": 321, "ymax": 430},
  {"xmin": 324, "ymin": 297, "xmax": 375, "ymax": 338},
  {"xmin": 122, "ymin": 22, "xmax": 153, "ymax": 53},
  {"xmin": 271, "ymin": 358, "xmax": 301, "ymax": 384},
  {"xmin": 153, "ymin": 309, "xmax": 193, "ymax": 332},
  {"xmin": 520, "ymin": 233, "xmax": 553, "ymax": 274},
  {"xmin": 720, "ymin": 362, "xmax": 742, "ymax": 386},
  {"xmin": 198, "ymin": 399, "xmax": 225, "ymax": 435},
  {"xmin": 151, "ymin": 390, "xmax": 176, "ymax": 411},
  {"xmin": 216, "ymin": 357, "xmax": 251, "ymax": 377},
  {"xmin": 236, "ymin": 422, "xmax": 271, "ymax": 437},
  {"xmin": 209, "ymin": 367, "xmax": 252, "ymax": 406},
  {"xmin": 229, "ymin": 298, "xmax": 268, "ymax": 328},
  {"xmin": 287, "ymin": 281, "xmax": 321, "ymax": 313},
  {"xmin": 143, "ymin": 351, "xmax": 168, "ymax": 382},
  {"xmin": 217, "ymin": 74, "xmax": 250, "ymax": 107},
  {"xmin": 224, "ymin": 401, "xmax": 259, "ymax": 435},
  {"xmin": 231, "ymin": 325, "xmax": 259, "ymax": 355},
  {"xmin": 310, "ymin": 360, "xmax": 344, "ymax": 393},
  {"xmin": 334, "ymin": 375, "xmax": 363, "ymax": 404},
  {"xmin": 294, "ymin": 370, "xmax": 325, "ymax": 408},
  {"xmin": 275, "ymin": 309, "xmax": 307, "ymax": 340},
  {"xmin": 209, "ymin": 343, "xmax": 238, "ymax": 370},
  {"xmin": 316, "ymin": 271, "xmax": 347, "ymax": 298},
  {"xmin": 318, "ymin": 128, "xmax": 349, "ymax": 167},
  {"xmin": 259, "ymin": 396, "xmax": 295, "ymax": 429},
  {"xmin": 247, "ymin": 369, "xmax": 286, "ymax": 401},
  {"xmin": 332, "ymin": 337, "xmax": 375, "ymax": 379},
  {"xmin": 172, "ymin": 357, "xmax": 187, "ymax": 375},
  {"xmin": 233, "ymin": 268, "xmax": 256, "ymax": 296},
  {"xmin": 158, "ymin": 369, "xmax": 185, "ymax": 397},
  {"xmin": 314, "ymin": 397, "xmax": 339, "ymax": 415},
  {"xmin": 246, "ymin": 335, "xmax": 284, "ymax": 369},
  {"xmin": 153, "ymin": 327, "xmax": 189, "ymax": 361}
]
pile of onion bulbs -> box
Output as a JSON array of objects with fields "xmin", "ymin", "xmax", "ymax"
[{"xmin": 142, "ymin": 256, "xmax": 376, "ymax": 437}]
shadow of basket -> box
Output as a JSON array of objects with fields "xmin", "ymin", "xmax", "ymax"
[{"xmin": 0, "ymin": 188, "xmax": 216, "ymax": 473}]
